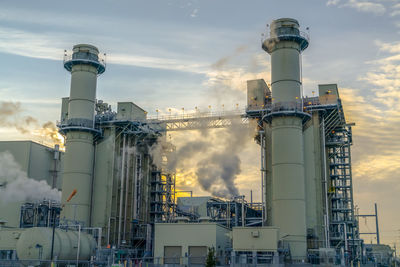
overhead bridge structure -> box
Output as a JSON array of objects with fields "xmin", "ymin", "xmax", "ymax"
[{"xmin": 145, "ymin": 110, "xmax": 248, "ymax": 132}]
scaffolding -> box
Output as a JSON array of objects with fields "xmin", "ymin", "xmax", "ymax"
[
  {"xmin": 150, "ymin": 171, "xmax": 175, "ymax": 223},
  {"xmin": 20, "ymin": 201, "xmax": 61, "ymax": 228},
  {"xmin": 321, "ymin": 102, "xmax": 358, "ymax": 261}
]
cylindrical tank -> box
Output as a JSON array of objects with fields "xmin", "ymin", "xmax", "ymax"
[
  {"xmin": 60, "ymin": 44, "xmax": 105, "ymax": 225},
  {"xmin": 262, "ymin": 18, "xmax": 309, "ymax": 261},
  {"xmin": 16, "ymin": 227, "xmax": 96, "ymax": 263}
]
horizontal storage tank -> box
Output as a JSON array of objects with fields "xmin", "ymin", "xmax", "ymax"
[{"xmin": 16, "ymin": 227, "xmax": 96, "ymax": 263}]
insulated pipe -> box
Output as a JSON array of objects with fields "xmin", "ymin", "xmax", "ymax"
[
  {"xmin": 123, "ymin": 138, "xmax": 132, "ymax": 240},
  {"xmin": 60, "ymin": 44, "xmax": 105, "ymax": 226},
  {"xmin": 321, "ymin": 118, "xmax": 331, "ymax": 248},
  {"xmin": 262, "ymin": 18, "xmax": 309, "ymax": 261},
  {"xmin": 118, "ymin": 134, "xmax": 127, "ymax": 247}
]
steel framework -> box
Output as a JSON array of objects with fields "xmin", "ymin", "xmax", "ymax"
[
  {"xmin": 320, "ymin": 102, "xmax": 358, "ymax": 258},
  {"xmin": 145, "ymin": 111, "xmax": 248, "ymax": 132}
]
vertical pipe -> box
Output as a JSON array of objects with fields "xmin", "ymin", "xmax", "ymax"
[
  {"xmin": 250, "ymin": 190, "xmax": 253, "ymax": 208},
  {"xmin": 123, "ymin": 137, "xmax": 131, "ymax": 240},
  {"xmin": 118, "ymin": 134, "xmax": 126, "ymax": 247},
  {"xmin": 241, "ymin": 196, "xmax": 245, "ymax": 227},
  {"xmin": 227, "ymin": 202, "xmax": 230, "ymax": 228},
  {"xmin": 77, "ymin": 224, "xmax": 81, "ymax": 265},
  {"xmin": 133, "ymin": 154, "xmax": 138, "ymax": 219},
  {"xmin": 344, "ymin": 223, "xmax": 348, "ymax": 252},
  {"xmin": 50, "ymin": 210, "xmax": 56, "ymax": 261},
  {"xmin": 107, "ymin": 217, "xmax": 111, "ymax": 246},
  {"xmin": 375, "ymin": 203, "xmax": 380, "ymax": 244},
  {"xmin": 173, "ymin": 174, "xmax": 176, "ymax": 220},
  {"xmin": 260, "ymin": 130, "xmax": 265, "ymax": 226},
  {"xmin": 89, "ymin": 141, "xmax": 97, "ymax": 227},
  {"xmin": 321, "ymin": 118, "xmax": 331, "ymax": 248},
  {"xmin": 98, "ymin": 227, "xmax": 102, "ymax": 249}
]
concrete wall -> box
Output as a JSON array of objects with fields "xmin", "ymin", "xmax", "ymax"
[
  {"xmin": 91, "ymin": 128, "xmax": 116, "ymax": 234},
  {"xmin": 303, "ymin": 113, "xmax": 324, "ymax": 247},
  {"xmin": 0, "ymin": 141, "xmax": 63, "ymax": 227},
  {"xmin": 116, "ymin": 102, "xmax": 147, "ymax": 121},
  {"xmin": 154, "ymin": 223, "xmax": 231, "ymax": 263},
  {"xmin": 232, "ymin": 227, "xmax": 278, "ymax": 252}
]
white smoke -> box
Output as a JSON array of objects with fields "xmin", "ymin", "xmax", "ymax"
[
  {"xmin": 0, "ymin": 151, "xmax": 61, "ymax": 203},
  {"xmin": 150, "ymin": 119, "xmax": 256, "ymax": 199}
]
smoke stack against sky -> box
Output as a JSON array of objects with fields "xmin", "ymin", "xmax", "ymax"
[
  {"xmin": 262, "ymin": 18, "xmax": 309, "ymax": 261},
  {"xmin": 59, "ymin": 44, "xmax": 105, "ymax": 226}
]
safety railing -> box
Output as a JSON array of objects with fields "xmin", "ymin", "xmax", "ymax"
[
  {"xmin": 63, "ymin": 50, "xmax": 106, "ymax": 66},
  {"xmin": 147, "ymin": 109, "xmax": 245, "ymax": 122}
]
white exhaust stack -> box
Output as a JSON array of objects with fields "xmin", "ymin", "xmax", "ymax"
[
  {"xmin": 262, "ymin": 18, "xmax": 309, "ymax": 261},
  {"xmin": 60, "ymin": 44, "xmax": 105, "ymax": 226}
]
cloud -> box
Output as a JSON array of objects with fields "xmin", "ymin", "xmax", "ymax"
[
  {"xmin": 205, "ymin": 49, "xmax": 270, "ymax": 106},
  {"xmin": 390, "ymin": 3, "xmax": 400, "ymax": 16},
  {"xmin": 374, "ymin": 40, "xmax": 400, "ymax": 53},
  {"xmin": 326, "ymin": 0, "xmax": 341, "ymax": 6},
  {"xmin": 344, "ymin": 0, "xmax": 386, "ymax": 15},
  {"xmin": 329, "ymin": 0, "xmax": 387, "ymax": 15},
  {"xmin": 190, "ymin": 8, "xmax": 199, "ymax": 18},
  {"xmin": 0, "ymin": 101, "xmax": 64, "ymax": 147},
  {"xmin": 338, "ymin": 40, "xmax": 400, "ymax": 244}
]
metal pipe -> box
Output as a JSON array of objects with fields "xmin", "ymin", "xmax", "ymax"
[
  {"xmin": 123, "ymin": 137, "xmax": 131, "ymax": 241},
  {"xmin": 76, "ymin": 224, "xmax": 81, "ymax": 266},
  {"xmin": 260, "ymin": 130, "xmax": 265, "ymax": 226},
  {"xmin": 241, "ymin": 196, "xmax": 245, "ymax": 227},
  {"xmin": 344, "ymin": 223, "xmax": 348, "ymax": 253},
  {"xmin": 133, "ymin": 154, "xmax": 138, "ymax": 219},
  {"xmin": 321, "ymin": 117, "xmax": 330, "ymax": 248},
  {"xmin": 375, "ymin": 203, "xmax": 380, "ymax": 244},
  {"xmin": 50, "ymin": 208, "xmax": 56, "ymax": 261},
  {"xmin": 89, "ymin": 141, "xmax": 97, "ymax": 227},
  {"xmin": 250, "ymin": 190, "xmax": 253, "ymax": 208},
  {"xmin": 97, "ymin": 227, "xmax": 102, "ymax": 249},
  {"xmin": 107, "ymin": 217, "xmax": 111, "ymax": 246},
  {"xmin": 117, "ymin": 134, "xmax": 126, "ymax": 247}
]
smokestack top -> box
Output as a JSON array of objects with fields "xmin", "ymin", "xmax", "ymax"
[
  {"xmin": 64, "ymin": 43, "xmax": 106, "ymax": 74},
  {"xmin": 262, "ymin": 18, "xmax": 309, "ymax": 54},
  {"xmin": 72, "ymin": 44, "xmax": 99, "ymax": 55},
  {"xmin": 270, "ymin": 18, "xmax": 299, "ymax": 31}
]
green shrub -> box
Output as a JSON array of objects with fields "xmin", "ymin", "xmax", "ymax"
[{"xmin": 206, "ymin": 247, "xmax": 217, "ymax": 267}]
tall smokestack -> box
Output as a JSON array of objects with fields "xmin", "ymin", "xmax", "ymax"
[
  {"xmin": 262, "ymin": 18, "xmax": 309, "ymax": 261},
  {"xmin": 60, "ymin": 44, "xmax": 105, "ymax": 226}
]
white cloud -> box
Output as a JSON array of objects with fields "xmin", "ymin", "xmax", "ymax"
[
  {"xmin": 343, "ymin": 0, "xmax": 386, "ymax": 15},
  {"xmin": 326, "ymin": 0, "xmax": 341, "ymax": 6},
  {"xmin": 190, "ymin": 8, "xmax": 199, "ymax": 18},
  {"xmin": 374, "ymin": 40, "xmax": 400, "ymax": 53},
  {"xmin": 0, "ymin": 26, "xmax": 212, "ymax": 75},
  {"xmin": 336, "ymin": 40, "xmax": 400, "ymax": 245},
  {"xmin": 331, "ymin": 0, "xmax": 387, "ymax": 14},
  {"xmin": 390, "ymin": 3, "xmax": 400, "ymax": 16}
]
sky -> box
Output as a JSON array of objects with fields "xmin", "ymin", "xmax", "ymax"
[{"xmin": 0, "ymin": 0, "xmax": 399, "ymax": 248}]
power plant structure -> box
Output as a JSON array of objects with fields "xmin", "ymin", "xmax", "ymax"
[{"xmin": 0, "ymin": 18, "xmax": 396, "ymax": 266}]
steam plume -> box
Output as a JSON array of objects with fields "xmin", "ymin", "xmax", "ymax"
[
  {"xmin": 150, "ymin": 119, "xmax": 255, "ymax": 199},
  {"xmin": 195, "ymin": 119, "xmax": 253, "ymax": 198},
  {"xmin": 0, "ymin": 101, "xmax": 63, "ymax": 146},
  {"xmin": 0, "ymin": 151, "xmax": 61, "ymax": 203}
]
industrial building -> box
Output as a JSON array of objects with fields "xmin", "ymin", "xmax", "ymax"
[{"xmin": 0, "ymin": 18, "xmax": 396, "ymax": 266}]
